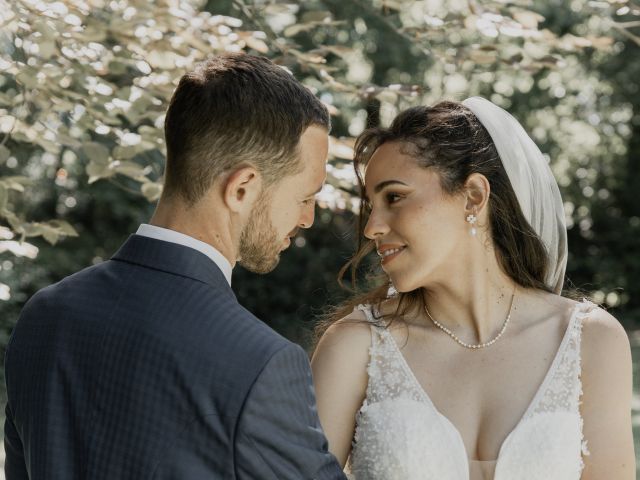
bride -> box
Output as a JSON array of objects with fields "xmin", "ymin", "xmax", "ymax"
[{"xmin": 311, "ymin": 98, "xmax": 635, "ymax": 480}]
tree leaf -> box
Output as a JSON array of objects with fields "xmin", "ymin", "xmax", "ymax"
[
  {"xmin": 41, "ymin": 226, "xmax": 60, "ymax": 245},
  {"xmin": 47, "ymin": 220, "xmax": 78, "ymax": 237},
  {"xmin": 21, "ymin": 220, "xmax": 77, "ymax": 245},
  {"xmin": 0, "ymin": 240, "xmax": 38, "ymax": 258},
  {"xmin": 81, "ymin": 142, "xmax": 110, "ymax": 164},
  {"xmin": 37, "ymin": 39, "xmax": 57, "ymax": 59},
  {"xmin": 15, "ymin": 69, "xmax": 39, "ymax": 89},
  {"xmin": 141, "ymin": 181, "xmax": 163, "ymax": 202},
  {"xmin": 0, "ymin": 184, "xmax": 7, "ymax": 211},
  {"xmin": 284, "ymin": 22, "xmax": 317, "ymax": 37},
  {"xmin": 588, "ymin": 35, "xmax": 614, "ymax": 50},
  {"xmin": 146, "ymin": 51, "xmax": 181, "ymax": 70},
  {"xmin": 86, "ymin": 160, "xmax": 114, "ymax": 184},
  {"xmin": 328, "ymin": 136, "xmax": 355, "ymax": 160},
  {"xmin": 0, "ymin": 176, "xmax": 32, "ymax": 192},
  {"xmin": 32, "ymin": 19, "xmax": 57, "ymax": 41},
  {"xmin": 513, "ymin": 10, "xmax": 545, "ymax": 30},
  {"xmin": 112, "ymin": 161, "xmax": 151, "ymax": 181},
  {"xmin": 112, "ymin": 145, "xmax": 138, "ymax": 160},
  {"xmin": 0, "ymin": 144, "xmax": 10, "ymax": 164},
  {"xmin": 289, "ymin": 49, "xmax": 327, "ymax": 64},
  {"xmin": 2, "ymin": 210, "xmax": 23, "ymax": 233},
  {"xmin": 470, "ymin": 49, "xmax": 498, "ymax": 64},
  {"xmin": 243, "ymin": 35, "xmax": 269, "ymax": 53},
  {"xmin": 324, "ymin": 45, "xmax": 355, "ymax": 58},
  {"xmin": 301, "ymin": 11, "xmax": 332, "ymax": 23},
  {"xmin": 0, "ymin": 282, "xmax": 10, "ymax": 301},
  {"xmin": 375, "ymin": 90, "xmax": 398, "ymax": 103}
]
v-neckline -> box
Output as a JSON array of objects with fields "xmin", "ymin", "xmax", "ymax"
[{"xmin": 379, "ymin": 301, "xmax": 581, "ymax": 464}]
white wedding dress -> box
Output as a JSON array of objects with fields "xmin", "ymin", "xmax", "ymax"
[{"xmin": 347, "ymin": 300, "xmax": 594, "ymax": 480}]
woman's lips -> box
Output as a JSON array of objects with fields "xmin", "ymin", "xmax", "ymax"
[{"xmin": 379, "ymin": 246, "xmax": 406, "ymax": 266}]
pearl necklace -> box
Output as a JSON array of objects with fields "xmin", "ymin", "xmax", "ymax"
[{"xmin": 424, "ymin": 288, "xmax": 516, "ymax": 349}]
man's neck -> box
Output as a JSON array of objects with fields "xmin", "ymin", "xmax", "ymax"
[{"xmin": 149, "ymin": 196, "xmax": 237, "ymax": 267}]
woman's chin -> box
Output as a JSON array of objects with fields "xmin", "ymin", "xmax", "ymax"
[
  {"xmin": 388, "ymin": 270, "xmax": 434, "ymax": 294},
  {"xmin": 388, "ymin": 277, "xmax": 417, "ymax": 294}
]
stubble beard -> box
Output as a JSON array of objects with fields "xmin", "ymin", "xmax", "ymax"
[{"xmin": 238, "ymin": 192, "xmax": 282, "ymax": 274}]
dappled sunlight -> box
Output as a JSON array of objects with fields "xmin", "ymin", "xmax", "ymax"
[{"xmin": 0, "ymin": 0, "xmax": 638, "ymax": 474}]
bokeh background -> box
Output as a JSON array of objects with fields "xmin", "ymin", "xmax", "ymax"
[{"xmin": 0, "ymin": 0, "xmax": 639, "ymax": 475}]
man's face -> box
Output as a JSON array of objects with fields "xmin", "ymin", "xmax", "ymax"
[{"xmin": 238, "ymin": 125, "xmax": 329, "ymax": 273}]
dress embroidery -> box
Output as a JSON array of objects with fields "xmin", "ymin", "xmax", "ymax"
[{"xmin": 347, "ymin": 300, "xmax": 595, "ymax": 480}]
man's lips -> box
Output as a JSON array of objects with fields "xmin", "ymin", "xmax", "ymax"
[{"xmin": 282, "ymin": 229, "xmax": 298, "ymax": 250}]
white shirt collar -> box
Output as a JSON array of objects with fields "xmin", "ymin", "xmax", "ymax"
[{"xmin": 135, "ymin": 224, "xmax": 233, "ymax": 286}]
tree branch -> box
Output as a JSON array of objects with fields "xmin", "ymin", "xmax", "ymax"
[
  {"xmin": 320, "ymin": 0, "xmax": 432, "ymax": 60},
  {"xmin": 613, "ymin": 22, "xmax": 640, "ymax": 46},
  {"xmin": 107, "ymin": 178, "xmax": 144, "ymax": 197}
]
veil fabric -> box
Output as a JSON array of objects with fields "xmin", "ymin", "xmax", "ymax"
[{"xmin": 462, "ymin": 97, "xmax": 567, "ymax": 294}]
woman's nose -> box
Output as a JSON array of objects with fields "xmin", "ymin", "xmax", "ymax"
[{"xmin": 363, "ymin": 209, "xmax": 390, "ymax": 240}]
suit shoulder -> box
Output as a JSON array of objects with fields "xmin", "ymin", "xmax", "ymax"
[
  {"xmin": 226, "ymin": 302, "xmax": 292, "ymax": 351},
  {"xmin": 173, "ymin": 290, "xmax": 291, "ymax": 362},
  {"xmin": 23, "ymin": 262, "xmax": 124, "ymax": 317},
  {"xmin": 18, "ymin": 275, "xmax": 72, "ymax": 317}
]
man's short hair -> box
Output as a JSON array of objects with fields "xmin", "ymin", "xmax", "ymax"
[{"xmin": 162, "ymin": 53, "xmax": 330, "ymax": 204}]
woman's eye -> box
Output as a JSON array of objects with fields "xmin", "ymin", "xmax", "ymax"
[{"xmin": 386, "ymin": 192, "xmax": 403, "ymax": 204}]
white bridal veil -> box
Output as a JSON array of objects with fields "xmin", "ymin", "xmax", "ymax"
[{"xmin": 462, "ymin": 97, "xmax": 567, "ymax": 294}]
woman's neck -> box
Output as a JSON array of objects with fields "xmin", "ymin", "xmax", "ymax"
[{"xmin": 421, "ymin": 251, "xmax": 518, "ymax": 345}]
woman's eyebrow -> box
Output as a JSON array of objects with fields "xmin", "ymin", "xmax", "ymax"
[
  {"xmin": 363, "ymin": 179, "xmax": 409, "ymax": 203},
  {"xmin": 374, "ymin": 180, "xmax": 409, "ymax": 193}
]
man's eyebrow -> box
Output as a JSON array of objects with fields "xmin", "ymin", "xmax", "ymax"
[{"xmin": 373, "ymin": 180, "xmax": 409, "ymax": 194}]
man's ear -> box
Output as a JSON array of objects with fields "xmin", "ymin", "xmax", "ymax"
[
  {"xmin": 223, "ymin": 166, "xmax": 263, "ymax": 214},
  {"xmin": 463, "ymin": 173, "xmax": 490, "ymax": 216}
]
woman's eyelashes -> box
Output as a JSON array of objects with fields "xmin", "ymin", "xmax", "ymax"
[
  {"xmin": 363, "ymin": 192, "xmax": 404, "ymax": 211},
  {"xmin": 385, "ymin": 192, "xmax": 404, "ymax": 205}
]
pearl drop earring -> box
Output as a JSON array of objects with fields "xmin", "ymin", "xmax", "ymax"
[{"xmin": 466, "ymin": 213, "xmax": 477, "ymax": 236}]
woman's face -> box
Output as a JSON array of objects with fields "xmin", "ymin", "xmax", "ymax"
[{"xmin": 363, "ymin": 141, "xmax": 469, "ymax": 292}]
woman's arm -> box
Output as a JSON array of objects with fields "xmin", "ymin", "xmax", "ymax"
[
  {"xmin": 311, "ymin": 313, "xmax": 371, "ymax": 467},
  {"xmin": 580, "ymin": 306, "xmax": 635, "ymax": 479}
]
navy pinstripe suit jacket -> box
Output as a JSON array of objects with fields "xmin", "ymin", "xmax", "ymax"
[{"xmin": 4, "ymin": 235, "xmax": 345, "ymax": 479}]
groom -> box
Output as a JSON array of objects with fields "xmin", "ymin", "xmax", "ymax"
[{"xmin": 4, "ymin": 53, "xmax": 345, "ymax": 479}]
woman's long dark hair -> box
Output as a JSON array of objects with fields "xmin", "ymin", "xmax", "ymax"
[{"xmin": 315, "ymin": 100, "xmax": 553, "ymax": 342}]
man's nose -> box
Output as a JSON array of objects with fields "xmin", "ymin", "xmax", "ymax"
[{"xmin": 299, "ymin": 203, "xmax": 315, "ymax": 229}]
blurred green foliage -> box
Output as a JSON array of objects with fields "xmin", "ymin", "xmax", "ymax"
[{"xmin": 0, "ymin": 0, "xmax": 639, "ymax": 357}]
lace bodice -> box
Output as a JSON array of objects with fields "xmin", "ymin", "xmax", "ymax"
[{"xmin": 348, "ymin": 300, "xmax": 594, "ymax": 480}]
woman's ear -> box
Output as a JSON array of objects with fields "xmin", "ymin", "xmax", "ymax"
[
  {"xmin": 222, "ymin": 166, "xmax": 263, "ymax": 214},
  {"xmin": 463, "ymin": 173, "xmax": 491, "ymax": 216}
]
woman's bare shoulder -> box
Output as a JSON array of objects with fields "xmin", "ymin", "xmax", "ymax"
[
  {"xmin": 529, "ymin": 293, "xmax": 631, "ymax": 374},
  {"xmin": 314, "ymin": 307, "xmax": 373, "ymax": 358},
  {"xmin": 579, "ymin": 302, "xmax": 631, "ymax": 365},
  {"xmin": 520, "ymin": 290, "xmax": 588, "ymax": 332},
  {"xmin": 311, "ymin": 308, "xmax": 372, "ymax": 411}
]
